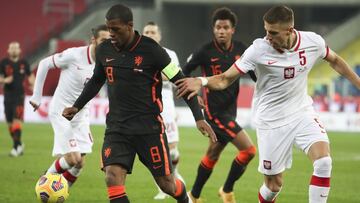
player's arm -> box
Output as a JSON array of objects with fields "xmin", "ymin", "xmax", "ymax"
[
  {"xmin": 325, "ymin": 49, "xmax": 360, "ymax": 89},
  {"xmin": 176, "ymin": 65, "xmax": 241, "ymax": 99},
  {"xmin": 29, "ymin": 56, "xmax": 55, "ymax": 110},
  {"xmin": 0, "ymin": 64, "xmax": 13, "ymax": 84},
  {"xmin": 62, "ymin": 58, "xmax": 106, "ymax": 121},
  {"xmin": 162, "ymin": 62, "xmax": 217, "ymax": 142}
]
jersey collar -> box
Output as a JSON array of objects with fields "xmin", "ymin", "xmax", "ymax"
[
  {"xmin": 289, "ymin": 29, "xmax": 301, "ymax": 52},
  {"xmin": 111, "ymin": 31, "xmax": 142, "ymax": 52},
  {"xmin": 213, "ymin": 39, "xmax": 234, "ymax": 53},
  {"xmin": 87, "ymin": 44, "xmax": 95, "ymax": 64}
]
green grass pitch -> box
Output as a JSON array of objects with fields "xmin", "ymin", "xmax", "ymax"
[{"xmin": 0, "ymin": 123, "xmax": 359, "ymax": 203}]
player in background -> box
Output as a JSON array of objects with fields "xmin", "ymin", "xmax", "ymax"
[
  {"xmin": 0, "ymin": 41, "xmax": 34, "ymax": 157},
  {"xmin": 143, "ymin": 21, "xmax": 186, "ymax": 200},
  {"xmin": 29, "ymin": 25, "xmax": 110, "ymax": 186},
  {"xmin": 176, "ymin": 5, "xmax": 360, "ymax": 203},
  {"xmin": 182, "ymin": 7, "xmax": 256, "ymax": 203},
  {"xmin": 62, "ymin": 4, "xmax": 216, "ymax": 203}
]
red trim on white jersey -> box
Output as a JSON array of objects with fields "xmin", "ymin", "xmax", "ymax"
[
  {"xmin": 293, "ymin": 30, "xmax": 301, "ymax": 51},
  {"xmin": 52, "ymin": 55, "xmax": 60, "ymax": 69},
  {"xmin": 234, "ymin": 63, "xmax": 246, "ymax": 75},
  {"xmin": 87, "ymin": 46, "xmax": 92, "ymax": 65},
  {"xmin": 323, "ymin": 46, "xmax": 330, "ymax": 59}
]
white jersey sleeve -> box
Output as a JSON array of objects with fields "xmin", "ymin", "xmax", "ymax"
[
  {"xmin": 52, "ymin": 48, "xmax": 76, "ymax": 69},
  {"xmin": 234, "ymin": 39, "xmax": 264, "ymax": 73},
  {"xmin": 308, "ymin": 32, "xmax": 329, "ymax": 59}
]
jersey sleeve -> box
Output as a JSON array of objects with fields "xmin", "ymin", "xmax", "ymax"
[
  {"xmin": 313, "ymin": 33, "xmax": 329, "ymax": 59},
  {"xmin": 234, "ymin": 44, "xmax": 258, "ymax": 74},
  {"xmin": 52, "ymin": 48, "xmax": 75, "ymax": 69},
  {"xmin": 182, "ymin": 49, "xmax": 203, "ymax": 76},
  {"xmin": 153, "ymin": 44, "xmax": 171, "ymax": 71}
]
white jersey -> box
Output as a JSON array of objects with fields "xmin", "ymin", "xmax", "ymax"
[
  {"xmin": 32, "ymin": 45, "xmax": 95, "ymax": 120},
  {"xmin": 235, "ymin": 30, "xmax": 329, "ymax": 129},
  {"xmin": 161, "ymin": 47, "xmax": 180, "ymax": 118}
]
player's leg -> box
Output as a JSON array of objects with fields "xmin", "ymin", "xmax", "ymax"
[
  {"xmin": 295, "ymin": 115, "xmax": 331, "ymax": 203},
  {"xmin": 190, "ymin": 139, "xmax": 226, "ymax": 200},
  {"xmin": 154, "ymin": 120, "xmax": 183, "ymax": 200},
  {"xmin": 308, "ymin": 142, "xmax": 331, "ymax": 203},
  {"xmin": 104, "ymin": 165, "xmax": 129, "ymax": 203},
  {"xmin": 62, "ymin": 152, "xmax": 86, "ymax": 186},
  {"xmin": 257, "ymin": 125, "xmax": 296, "ymax": 202},
  {"xmin": 62, "ymin": 121, "xmax": 94, "ymax": 186},
  {"xmin": 4, "ymin": 99, "xmax": 18, "ymax": 156},
  {"xmin": 259, "ymin": 174, "xmax": 283, "ymax": 203},
  {"xmin": 102, "ymin": 133, "xmax": 135, "ymax": 203},
  {"xmin": 137, "ymin": 133, "xmax": 189, "ymax": 203},
  {"xmin": 11, "ymin": 96, "xmax": 25, "ymax": 155},
  {"xmin": 220, "ymin": 122, "xmax": 256, "ymax": 202}
]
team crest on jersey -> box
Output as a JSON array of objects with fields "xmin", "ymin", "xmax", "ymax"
[
  {"xmin": 134, "ymin": 56, "xmax": 143, "ymax": 66},
  {"xmin": 263, "ymin": 160, "xmax": 271, "ymax": 170},
  {"xmin": 69, "ymin": 139, "xmax": 77, "ymax": 147},
  {"xmin": 284, "ymin": 67, "xmax": 295, "ymax": 79},
  {"xmin": 104, "ymin": 147, "xmax": 111, "ymax": 158}
]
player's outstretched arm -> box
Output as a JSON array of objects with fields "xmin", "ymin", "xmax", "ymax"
[
  {"xmin": 62, "ymin": 63, "xmax": 106, "ymax": 121},
  {"xmin": 175, "ymin": 64, "xmax": 241, "ymax": 99},
  {"xmin": 325, "ymin": 49, "xmax": 360, "ymax": 89},
  {"xmin": 162, "ymin": 62, "xmax": 217, "ymax": 142},
  {"xmin": 29, "ymin": 56, "xmax": 55, "ymax": 111}
]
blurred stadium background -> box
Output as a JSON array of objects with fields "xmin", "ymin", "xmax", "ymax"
[{"xmin": 0, "ymin": 0, "xmax": 360, "ymax": 202}]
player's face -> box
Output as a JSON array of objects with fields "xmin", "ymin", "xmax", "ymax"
[
  {"xmin": 94, "ymin": 30, "xmax": 111, "ymax": 46},
  {"xmin": 213, "ymin": 20, "xmax": 235, "ymax": 45},
  {"xmin": 143, "ymin": 25, "xmax": 161, "ymax": 43},
  {"xmin": 106, "ymin": 19, "xmax": 133, "ymax": 46},
  {"xmin": 7, "ymin": 42, "xmax": 21, "ymax": 58},
  {"xmin": 264, "ymin": 21, "xmax": 292, "ymax": 49}
]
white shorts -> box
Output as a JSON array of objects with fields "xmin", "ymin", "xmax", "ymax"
[
  {"xmin": 161, "ymin": 112, "xmax": 179, "ymax": 143},
  {"xmin": 257, "ymin": 113, "xmax": 329, "ymax": 175},
  {"xmin": 49, "ymin": 110, "xmax": 93, "ymax": 157}
]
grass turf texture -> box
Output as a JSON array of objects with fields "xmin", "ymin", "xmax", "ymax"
[{"xmin": 0, "ymin": 123, "xmax": 359, "ymax": 203}]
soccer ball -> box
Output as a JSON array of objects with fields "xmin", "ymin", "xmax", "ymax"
[{"xmin": 35, "ymin": 173, "xmax": 69, "ymax": 203}]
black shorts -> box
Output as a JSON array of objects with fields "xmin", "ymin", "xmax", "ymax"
[
  {"xmin": 207, "ymin": 114, "xmax": 242, "ymax": 144},
  {"xmin": 101, "ymin": 132, "xmax": 173, "ymax": 177},
  {"xmin": 4, "ymin": 95, "xmax": 24, "ymax": 123}
]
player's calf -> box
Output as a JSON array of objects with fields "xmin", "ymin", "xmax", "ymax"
[
  {"xmin": 107, "ymin": 185, "xmax": 129, "ymax": 203},
  {"xmin": 222, "ymin": 145, "xmax": 256, "ymax": 193},
  {"xmin": 309, "ymin": 156, "xmax": 332, "ymax": 203}
]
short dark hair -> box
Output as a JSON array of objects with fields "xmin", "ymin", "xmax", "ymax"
[
  {"xmin": 91, "ymin": 24, "xmax": 108, "ymax": 38},
  {"xmin": 146, "ymin": 21, "xmax": 157, "ymax": 26},
  {"xmin": 106, "ymin": 4, "xmax": 133, "ymax": 23},
  {"xmin": 263, "ymin": 5, "xmax": 294, "ymax": 24},
  {"xmin": 212, "ymin": 7, "xmax": 237, "ymax": 27}
]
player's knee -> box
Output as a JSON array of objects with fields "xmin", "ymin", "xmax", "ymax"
[
  {"xmin": 170, "ymin": 147, "xmax": 180, "ymax": 163},
  {"xmin": 201, "ymin": 155, "xmax": 218, "ymax": 169},
  {"xmin": 313, "ymin": 156, "xmax": 332, "ymax": 177},
  {"xmin": 235, "ymin": 145, "xmax": 256, "ymax": 165},
  {"xmin": 157, "ymin": 176, "xmax": 175, "ymax": 195},
  {"xmin": 105, "ymin": 170, "xmax": 118, "ymax": 186},
  {"xmin": 265, "ymin": 175, "xmax": 283, "ymax": 192}
]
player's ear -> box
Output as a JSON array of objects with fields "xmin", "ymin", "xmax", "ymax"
[
  {"xmin": 288, "ymin": 27, "xmax": 294, "ymax": 34},
  {"xmin": 90, "ymin": 36, "xmax": 95, "ymax": 44},
  {"xmin": 127, "ymin": 21, "xmax": 134, "ymax": 30}
]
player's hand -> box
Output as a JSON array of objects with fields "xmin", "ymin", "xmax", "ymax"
[
  {"xmin": 29, "ymin": 100, "xmax": 40, "ymax": 112},
  {"xmin": 197, "ymin": 96, "xmax": 205, "ymax": 109},
  {"xmin": 175, "ymin": 78, "xmax": 202, "ymax": 100},
  {"xmin": 62, "ymin": 107, "xmax": 79, "ymax": 121},
  {"xmin": 196, "ymin": 120, "xmax": 217, "ymax": 143}
]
